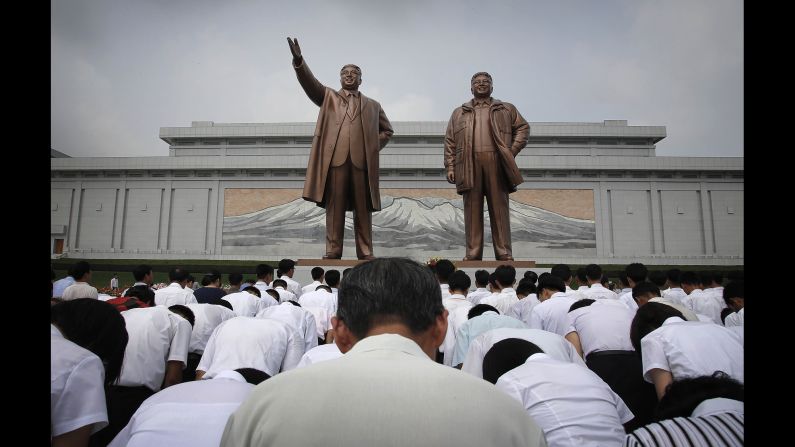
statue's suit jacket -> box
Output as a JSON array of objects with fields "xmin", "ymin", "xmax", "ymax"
[{"xmin": 293, "ymin": 60, "xmax": 393, "ymax": 211}]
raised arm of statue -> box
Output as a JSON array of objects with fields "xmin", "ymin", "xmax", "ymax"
[{"xmin": 287, "ymin": 37, "xmax": 326, "ymax": 107}]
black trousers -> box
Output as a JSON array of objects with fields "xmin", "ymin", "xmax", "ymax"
[
  {"xmin": 183, "ymin": 352, "xmax": 202, "ymax": 382},
  {"xmin": 88, "ymin": 385, "xmax": 154, "ymax": 447},
  {"xmin": 585, "ymin": 350, "xmax": 658, "ymax": 432}
]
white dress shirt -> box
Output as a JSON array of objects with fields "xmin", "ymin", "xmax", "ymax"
[
  {"xmin": 724, "ymin": 307, "xmax": 744, "ymax": 327},
  {"xmin": 184, "ymin": 303, "xmax": 236, "ymax": 354},
  {"xmin": 280, "ymin": 275, "xmax": 303, "ymax": 299},
  {"xmin": 617, "ymin": 290, "xmax": 638, "ymax": 311},
  {"xmin": 198, "ymin": 317, "xmax": 305, "ymax": 377},
  {"xmin": 296, "ymin": 343, "xmax": 344, "ymax": 368},
  {"xmin": 440, "ymin": 294, "xmax": 474, "ymax": 366},
  {"xmin": 302, "ymin": 280, "xmax": 323, "ymax": 295},
  {"xmin": 220, "ymin": 334, "xmax": 546, "ymax": 447},
  {"xmin": 481, "ymin": 287, "xmax": 519, "ymax": 314},
  {"xmin": 439, "ymin": 283, "xmax": 452, "ymax": 300},
  {"xmin": 273, "ymin": 286, "xmax": 297, "ymax": 303},
  {"xmin": 640, "ymin": 316, "xmax": 744, "ymax": 383},
  {"xmin": 580, "ymin": 283, "xmax": 619, "ymax": 301},
  {"xmin": 508, "ymin": 294, "xmax": 540, "ymax": 326},
  {"xmin": 466, "ymin": 287, "xmax": 492, "ymax": 305},
  {"xmin": 704, "ymin": 286, "xmax": 726, "ymax": 310},
  {"xmin": 154, "ymin": 282, "xmax": 198, "ymax": 307},
  {"xmin": 108, "ymin": 370, "xmax": 255, "ymax": 447},
  {"xmin": 299, "ymin": 289, "xmax": 338, "ymax": 337},
  {"xmin": 452, "ymin": 311, "xmax": 528, "ymax": 366},
  {"xmin": 462, "ymin": 327, "xmax": 586, "ymax": 379},
  {"xmin": 687, "ymin": 289, "xmax": 723, "ymax": 325},
  {"xmin": 51, "ymin": 325, "xmax": 108, "ymax": 437},
  {"xmin": 61, "ymin": 281, "xmax": 99, "ymax": 300},
  {"xmin": 528, "ymin": 292, "xmax": 578, "ymax": 336},
  {"xmin": 118, "ymin": 307, "xmax": 192, "ymax": 392},
  {"xmin": 496, "ymin": 353, "xmax": 633, "ymax": 447},
  {"xmin": 661, "ymin": 287, "xmax": 687, "ymax": 306},
  {"xmin": 648, "ymin": 297, "xmax": 700, "ymax": 321},
  {"xmin": 223, "ymin": 291, "xmax": 273, "ymax": 317},
  {"xmin": 253, "ymin": 280, "xmax": 272, "ymax": 295},
  {"xmin": 565, "ymin": 299, "xmax": 635, "ymax": 357},
  {"xmin": 257, "ymin": 302, "xmax": 318, "ymax": 353}
]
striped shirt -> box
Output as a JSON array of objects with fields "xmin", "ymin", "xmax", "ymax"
[{"xmin": 624, "ymin": 412, "xmax": 743, "ymax": 446}]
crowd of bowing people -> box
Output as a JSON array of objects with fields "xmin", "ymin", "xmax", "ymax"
[{"xmin": 51, "ymin": 258, "xmax": 744, "ymax": 446}]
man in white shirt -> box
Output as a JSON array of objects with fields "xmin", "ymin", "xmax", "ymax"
[
  {"xmin": 277, "ymin": 258, "xmax": 303, "ymax": 299},
  {"xmin": 630, "ymin": 303, "xmax": 744, "ymax": 400},
  {"xmin": 296, "ymin": 343, "xmax": 344, "ymax": 368},
  {"xmin": 325, "ymin": 269, "xmax": 341, "ymax": 296},
  {"xmin": 257, "ymin": 301, "xmax": 318, "ymax": 354},
  {"xmin": 183, "ymin": 302, "xmax": 237, "ymax": 381},
  {"xmin": 702, "ymin": 271, "xmax": 727, "ymax": 310},
  {"xmin": 461, "ymin": 327, "xmax": 585, "ymax": 379},
  {"xmin": 452, "ymin": 304, "xmax": 528, "ymax": 367},
  {"xmin": 440, "ymin": 270, "xmax": 475, "ymax": 365},
  {"xmin": 681, "ymin": 271, "xmax": 722, "ymax": 324},
  {"xmin": 507, "ymin": 278, "xmax": 540, "ymax": 326},
  {"xmin": 271, "ymin": 279, "xmax": 297, "ymax": 303},
  {"xmin": 481, "ymin": 265, "xmax": 519, "ymax": 314},
  {"xmin": 301, "ymin": 266, "xmax": 325, "ymax": 295},
  {"xmin": 722, "ymin": 281, "xmax": 744, "ymax": 327},
  {"xmin": 224, "ymin": 287, "xmax": 274, "ymax": 317},
  {"xmin": 108, "ymin": 369, "xmax": 270, "ymax": 447},
  {"xmin": 579, "ymin": 264, "xmax": 619, "ymax": 301},
  {"xmin": 661, "ymin": 268, "xmax": 688, "ymax": 305},
  {"xmin": 154, "ymin": 268, "xmax": 198, "ymax": 307},
  {"xmin": 528, "ymin": 275, "xmax": 577, "ymax": 336},
  {"xmin": 197, "ymin": 316, "xmax": 306, "ymax": 379},
  {"xmin": 565, "ymin": 298, "xmax": 657, "ymax": 431},
  {"xmin": 122, "ymin": 264, "xmax": 155, "ymax": 297},
  {"xmin": 633, "ymin": 281, "xmax": 700, "ymax": 321},
  {"xmin": 484, "ymin": 338, "xmax": 634, "ymax": 446},
  {"xmin": 253, "ymin": 263, "xmax": 274, "ymax": 294},
  {"xmin": 573, "ymin": 267, "xmax": 590, "ymax": 298},
  {"xmin": 220, "ymin": 257, "xmax": 546, "ymax": 447},
  {"xmin": 434, "ymin": 259, "xmax": 456, "ymax": 300},
  {"xmin": 61, "ymin": 260, "xmax": 99, "ymax": 300},
  {"xmin": 621, "ymin": 263, "xmax": 648, "ymax": 311},
  {"xmin": 299, "ymin": 284, "xmax": 338, "ymax": 342},
  {"xmin": 466, "ymin": 269, "xmax": 493, "ymax": 305}
]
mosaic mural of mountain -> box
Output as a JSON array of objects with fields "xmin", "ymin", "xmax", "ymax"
[{"xmin": 222, "ymin": 195, "xmax": 596, "ymax": 258}]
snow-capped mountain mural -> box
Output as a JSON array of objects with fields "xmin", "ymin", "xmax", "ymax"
[{"xmin": 222, "ymin": 194, "xmax": 596, "ymax": 259}]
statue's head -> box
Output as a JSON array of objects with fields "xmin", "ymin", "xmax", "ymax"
[
  {"xmin": 470, "ymin": 72, "xmax": 493, "ymax": 99},
  {"xmin": 340, "ymin": 64, "xmax": 362, "ymax": 91}
]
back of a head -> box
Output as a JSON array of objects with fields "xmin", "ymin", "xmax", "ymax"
[
  {"xmin": 278, "ymin": 258, "xmax": 296, "ymax": 274},
  {"xmin": 325, "ymin": 269, "xmax": 341, "ymax": 288},
  {"xmin": 228, "ymin": 272, "xmax": 243, "ymax": 286},
  {"xmin": 311, "ymin": 267, "xmax": 325, "ymax": 281},
  {"xmin": 468, "ymin": 303, "xmax": 499, "ymax": 319},
  {"xmin": 666, "ymin": 268, "xmax": 682, "ymax": 285},
  {"xmin": 255, "ymin": 263, "xmax": 274, "ymax": 279},
  {"xmin": 234, "ymin": 368, "xmax": 271, "ymax": 385},
  {"xmin": 482, "ymin": 338, "xmax": 544, "ymax": 384},
  {"xmin": 51, "ymin": 298, "xmax": 128, "ymax": 386},
  {"xmin": 726, "ymin": 270, "xmax": 744, "ymax": 281},
  {"xmin": 168, "ymin": 268, "xmax": 189, "ymax": 283},
  {"xmin": 265, "ymin": 289, "xmax": 279, "ymax": 301},
  {"xmin": 575, "ymin": 267, "xmax": 588, "ymax": 284},
  {"xmin": 655, "ymin": 372, "xmax": 744, "ymax": 421},
  {"xmin": 494, "ymin": 265, "xmax": 517, "ymax": 288},
  {"xmin": 629, "ymin": 302, "xmax": 685, "ymax": 353},
  {"xmin": 132, "ymin": 264, "xmax": 152, "ymax": 282},
  {"xmin": 617, "ymin": 272, "xmax": 629, "ymax": 288},
  {"xmin": 549, "ymin": 264, "xmax": 571, "ymax": 283},
  {"xmin": 243, "ymin": 286, "xmax": 262, "ymax": 298},
  {"xmin": 342, "ymin": 268, "xmax": 353, "ymax": 278},
  {"xmin": 448, "ymin": 270, "xmax": 471, "ymax": 293},
  {"xmin": 336, "ymin": 258, "xmax": 443, "ymax": 340},
  {"xmin": 474, "ymin": 269, "xmax": 490, "ymax": 287},
  {"xmin": 515, "ymin": 279, "xmax": 536, "ymax": 297},
  {"xmin": 680, "ymin": 271, "xmax": 701, "ymax": 287},
  {"xmin": 585, "ymin": 264, "xmax": 602, "ymax": 281},
  {"xmin": 569, "ymin": 298, "xmax": 595, "ymax": 313},
  {"xmin": 699, "ymin": 271, "xmax": 714, "ymax": 287},
  {"xmin": 537, "ymin": 275, "xmax": 566, "ymax": 295},
  {"xmin": 168, "ymin": 304, "xmax": 196, "ymax": 327},
  {"xmin": 124, "ymin": 285, "xmax": 156, "ymax": 306},
  {"xmin": 711, "ymin": 270, "xmax": 724, "ymax": 286},
  {"xmin": 723, "ymin": 280, "xmax": 744, "ymax": 306},
  {"xmin": 523, "ymin": 270, "xmax": 539, "ymax": 285},
  {"xmin": 201, "ymin": 272, "xmax": 221, "ymax": 287},
  {"xmin": 216, "ymin": 299, "xmax": 234, "ymax": 311},
  {"xmin": 632, "ymin": 281, "xmax": 661, "ymax": 300},
  {"xmin": 272, "ymin": 279, "xmax": 288, "ymax": 289},
  {"xmin": 648, "ymin": 270, "xmax": 668, "ymax": 288},
  {"xmin": 434, "ymin": 259, "xmax": 456, "ymax": 282},
  {"xmin": 315, "ymin": 284, "xmax": 333, "ymax": 293},
  {"xmin": 72, "ymin": 261, "xmax": 91, "ymax": 280},
  {"xmin": 625, "ymin": 263, "xmax": 648, "ymax": 284}
]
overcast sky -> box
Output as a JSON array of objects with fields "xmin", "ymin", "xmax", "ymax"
[{"xmin": 51, "ymin": 0, "xmax": 743, "ymax": 158}]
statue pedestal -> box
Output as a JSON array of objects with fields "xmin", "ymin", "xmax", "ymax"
[{"xmin": 456, "ymin": 260, "xmax": 536, "ymax": 268}]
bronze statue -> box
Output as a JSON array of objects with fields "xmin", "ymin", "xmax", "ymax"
[
  {"xmin": 444, "ymin": 72, "xmax": 529, "ymax": 261},
  {"xmin": 287, "ymin": 37, "xmax": 393, "ymax": 260}
]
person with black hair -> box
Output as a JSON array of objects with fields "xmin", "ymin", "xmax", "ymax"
[
  {"xmin": 480, "ymin": 265, "xmax": 519, "ymax": 314},
  {"xmin": 121, "ymin": 264, "xmax": 155, "ymax": 297},
  {"xmin": 630, "ymin": 302, "xmax": 744, "ymax": 400},
  {"xmin": 324, "ymin": 269, "xmax": 341, "ymax": 296},
  {"xmin": 253, "ymin": 263, "xmax": 275, "ymax": 294},
  {"xmin": 565, "ymin": 297, "xmax": 656, "ymax": 431},
  {"xmin": 527, "ymin": 275, "xmax": 577, "ymax": 336},
  {"xmin": 257, "ymin": 301, "xmax": 319, "ymax": 354},
  {"xmin": 624, "ymin": 373, "xmax": 744, "ymax": 446},
  {"xmin": 580, "ymin": 264, "xmax": 619, "ymax": 301},
  {"xmin": 722, "ymin": 280, "xmax": 744, "ymax": 327},
  {"xmin": 631, "ymin": 281, "xmax": 699, "ymax": 322},
  {"xmin": 703, "ymin": 270, "xmax": 726, "ymax": 310},
  {"xmin": 91, "ymin": 305, "xmax": 193, "ymax": 446},
  {"xmin": 619, "ymin": 263, "xmax": 648, "ymax": 310},
  {"xmin": 483, "ymin": 338, "xmax": 633, "ymax": 446},
  {"xmin": 277, "ymin": 258, "xmax": 303, "ymax": 298},
  {"xmin": 451, "ymin": 302, "xmax": 527, "ymax": 368},
  {"xmin": 106, "ymin": 287, "xmax": 153, "ymax": 313},
  {"xmin": 507, "ymin": 278, "xmax": 540, "ymax": 326},
  {"xmin": 224, "ymin": 284, "xmax": 276, "ymax": 317},
  {"xmin": 221, "ymin": 258, "xmax": 545, "ymax": 447},
  {"xmin": 62, "ymin": 260, "xmax": 99, "ymax": 300},
  {"xmin": 466, "ymin": 269, "xmax": 492, "ymax": 305},
  {"xmin": 271, "ymin": 278, "xmax": 297, "ymax": 303},
  {"xmin": 433, "ymin": 259, "xmax": 456, "ymax": 299},
  {"xmin": 439, "ymin": 270, "xmax": 475, "ymax": 366},
  {"xmin": 108, "ymin": 368, "xmax": 270, "ymax": 447},
  {"xmin": 154, "ymin": 268, "xmax": 198, "ymax": 307},
  {"xmin": 573, "ymin": 267, "xmax": 589, "ymax": 298},
  {"xmin": 302, "ymin": 266, "xmax": 326, "ymax": 294},
  {"xmin": 299, "ymin": 282, "xmax": 339, "ymax": 343},
  {"xmin": 227, "ymin": 272, "xmax": 244, "ymax": 293},
  {"xmin": 194, "ymin": 271, "xmax": 227, "ymax": 304},
  {"xmin": 53, "ymin": 262, "xmax": 79, "ymax": 298},
  {"xmin": 647, "ymin": 270, "xmax": 667, "ymax": 290},
  {"xmin": 680, "ymin": 271, "xmax": 722, "ymax": 324},
  {"xmin": 51, "ymin": 299, "xmax": 129, "ymax": 447},
  {"xmin": 661, "ymin": 268, "xmax": 687, "ymax": 305},
  {"xmin": 183, "ymin": 302, "xmax": 237, "ymax": 382}
]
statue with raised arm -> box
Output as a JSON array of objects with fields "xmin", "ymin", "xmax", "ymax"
[
  {"xmin": 287, "ymin": 37, "xmax": 393, "ymax": 260},
  {"xmin": 444, "ymin": 72, "xmax": 529, "ymax": 261}
]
